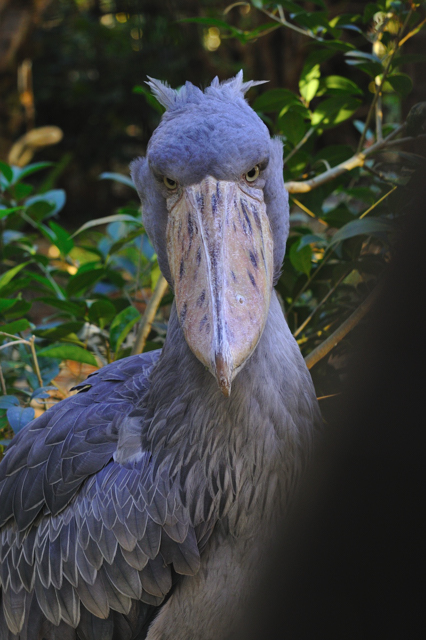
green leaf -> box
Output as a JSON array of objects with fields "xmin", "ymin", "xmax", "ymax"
[
  {"xmin": 0, "ymin": 160, "xmax": 13, "ymax": 183},
  {"xmin": 108, "ymin": 228, "xmax": 145, "ymax": 255},
  {"xmin": 391, "ymin": 53, "xmax": 426, "ymax": 69},
  {"xmin": 0, "ymin": 318, "xmax": 32, "ymax": 335},
  {"xmin": 132, "ymin": 85, "xmax": 165, "ymax": 114},
  {"xmin": 0, "ymin": 262, "xmax": 31, "ymax": 293},
  {"xmin": 11, "ymin": 162, "xmax": 53, "ymax": 184},
  {"xmin": 252, "ymin": 89, "xmax": 300, "ymax": 113},
  {"xmin": 88, "ymin": 299, "xmax": 116, "ymax": 328},
  {"xmin": 37, "ymin": 343, "xmax": 98, "ymax": 366},
  {"xmin": 38, "ymin": 297, "xmax": 86, "ymax": 317},
  {"xmin": 387, "ymin": 73, "xmax": 413, "ymax": 98},
  {"xmin": 25, "ymin": 190, "xmax": 66, "ymax": 218},
  {"xmin": 279, "ymin": 111, "xmax": 307, "ymax": 146},
  {"xmin": 317, "ymin": 75, "xmax": 363, "ymax": 96},
  {"xmin": 297, "ymin": 234, "xmax": 328, "ymax": 250},
  {"xmin": 99, "ymin": 172, "xmax": 136, "ymax": 189},
  {"xmin": 66, "ymin": 268, "xmax": 106, "ymax": 297},
  {"xmin": 110, "ymin": 306, "xmax": 140, "ymax": 351},
  {"xmin": 345, "ymin": 60, "xmax": 383, "ymax": 77},
  {"xmin": 71, "ymin": 214, "xmax": 142, "ymax": 238},
  {"xmin": 0, "ymin": 298, "xmax": 18, "ymax": 314},
  {"xmin": 34, "ymin": 322, "xmax": 84, "ymax": 340},
  {"xmin": 115, "ymin": 314, "xmax": 141, "ymax": 355},
  {"xmin": 6, "ymin": 406, "xmax": 35, "ymax": 433},
  {"xmin": 345, "ymin": 51, "xmax": 382, "ymax": 63},
  {"xmin": 289, "ymin": 240, "xmax": 312, "ymax": 276},
  {"xmin": 48, "ymin": 221, "xmax": 74, "ymax": 256},
  {"xmin": 311, "ymin": 97, "xmax": 361, "ymax": 127},
  {"xmin": 322, "ymin": 205, "xmax": 355, "ymax": 228},
  {"xmin": 1, "ymin": 298, "xmax": 31, "ymax": 320},
  {"xmin": 299, "ymin": 64, "xmax": 321, "ymax": 104},
  {"xmin": 330, "ymin": 218, "xmax": 394, "ymax": 245},
  {"xmin": 0, "ymin": 206, "xmax": 25, "ymax": 219}
]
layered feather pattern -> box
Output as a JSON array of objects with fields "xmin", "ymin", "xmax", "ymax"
[{"xmin": 0, "ymin": 349, "xmax": 218, "ymax": 639}]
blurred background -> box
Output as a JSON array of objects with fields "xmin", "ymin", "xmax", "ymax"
[{"xmin": 1, "ymin": 0, "xmax": 426, "ymax": 443}]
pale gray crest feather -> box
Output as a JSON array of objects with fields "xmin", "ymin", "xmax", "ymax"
[{"xmin": 146, "ymin": 71, "xmax": 268, "ymax": 111}]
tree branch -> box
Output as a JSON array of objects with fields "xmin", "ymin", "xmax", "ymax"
[
  {"xmin": 285, "ymin": 124, "xmax": 422, "ymax": 194},
  {"xmin": 131, "ymin": 276, "xmax": 169, "ymax": 355},
  {"xmin": 304, "ymin": 287, "xmax": 379, "ymax": 370}
]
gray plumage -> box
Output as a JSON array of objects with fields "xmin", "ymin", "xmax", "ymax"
[{"xmin": 0, "ymin": 72, "xmax": 320, "ymax": 640}]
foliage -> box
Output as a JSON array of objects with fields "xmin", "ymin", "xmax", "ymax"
[
  {"xmin": 1, "ymin": 0, "xmax": 426, "ymax": 447},
  {"xmin": 0, "ymin": 162, "xmax": 165, "ymax": 446},
  {"xmin": 186, "ymin": 0, "xmax": 426, "ymax": 398}
]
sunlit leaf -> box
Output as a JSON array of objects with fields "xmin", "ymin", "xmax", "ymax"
[
  {"xmin": 311, "ymin": 97, "xmax": 361, "ymax": 127},
  {"xmin": 0, "ymin": 262, "xmax": 31, "ymax": 294},
  {"xmin": 47, "ymin": 221, "xmax": 74, "ymax": 256},
  {"xmin": 299, "ymin": 64, "xmax": 320, "ymax": 104},
  {"xmin": 317, "ymin": 75, "xmax": 363, "ymax": 96}
]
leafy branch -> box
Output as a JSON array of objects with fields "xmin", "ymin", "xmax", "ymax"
[{"xmin": 286, "ymin": 123, "xmax": 423, "ymax": 194}]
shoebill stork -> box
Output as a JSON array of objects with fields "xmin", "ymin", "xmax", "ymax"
[{"xmin": 0, "ymin": 73, "xmax": 320, "ymax": 640}]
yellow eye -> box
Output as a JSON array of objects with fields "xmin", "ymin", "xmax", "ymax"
[
  {"xmin": 163, "ymin": 176, "xmax": 178, "ymax": 190},
  {"xmin": 245, "ymin": 165, "xmax": 260, "ymax": 182}
]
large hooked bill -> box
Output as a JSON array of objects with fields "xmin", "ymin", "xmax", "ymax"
[{"xmin": 166, "ymin": 176, "xmax": 274, "ymax": 397}]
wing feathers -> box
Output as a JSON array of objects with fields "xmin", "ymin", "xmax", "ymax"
[{"xmin": 0, "ymin": 350, "xmax": 222, "ymax": 636}]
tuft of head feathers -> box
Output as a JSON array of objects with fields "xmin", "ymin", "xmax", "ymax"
[{"xmin": 146, "ymin": 70, "xmax": 267, "ymax": 111}]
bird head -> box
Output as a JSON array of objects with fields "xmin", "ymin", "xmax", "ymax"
[{"xmin": 131, "ymin": 72, "xmax": 289, "ymax": 397}]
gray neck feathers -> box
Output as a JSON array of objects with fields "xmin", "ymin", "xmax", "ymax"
[{"xmin": 128, "ymin": 293, "xmax": 317, "ymax": 529}]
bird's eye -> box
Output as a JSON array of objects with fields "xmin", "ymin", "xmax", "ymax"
[
  {"xmin": 245, "ymin": 165, "xmax": 260, "ymax": 183},
  {"xmin": 163, "ymin": 176, "xmax": 178, "ymax": 190}
]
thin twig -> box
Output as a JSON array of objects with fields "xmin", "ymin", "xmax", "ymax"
[
  {"xmin": 293, "ymin": 270, "xmax": 348, "ymax": 338},
  {"xmin": 357, "ymin": 10, "xmax": 414, "ymax": 153},
  {"xmin": 398, "ymin": 16, "xmax": 426, "ymax": 47},
  {"xmin": 290, "ymin": 196, "xmax": 328, "ymax": 225},
  {"xmin": 375, "ymin": 87, "xmax": 383, "ymax": 142},
  {"xmin": 131, "ymin": 276, "xmax": 169, "ymax": 355},
  {"xmin": 0, "ymin": 361, "xmax": 6, "ymax": 395},
  {"xmin": 284, "ymin": 127, "xmax": 316, "ymax": 166},
  {"xmin": 305, "ymin": 286, "xmax": 379, "ymax": 370},
  {"xmin": 260, "ymin": 7, "xmax": 322, "ymax": 41},
  {"xmin": 359, "ymin": 185, "xmax": 397, "ymax": 218},
  {"xmin": 286, "ymin": 123, "xmax": 408, "ymax": 194}
]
